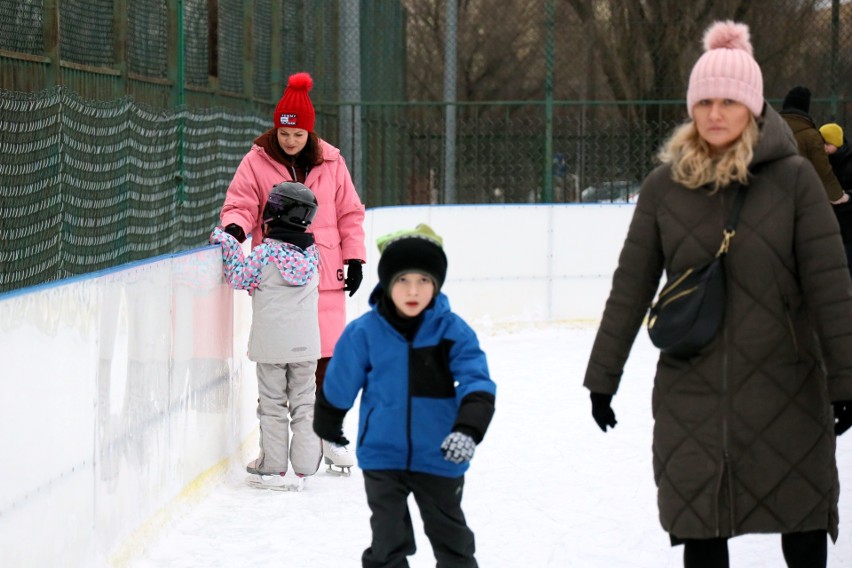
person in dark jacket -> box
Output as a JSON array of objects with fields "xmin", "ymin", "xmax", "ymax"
[
  {"xmin": 819, "ymin": 122, "xmax": 852, "ymax": 277},
  {"xmin": 584, "ymin": 20, "xmax": 852, "ymax": 568},
  {"xmin": 779, "ymin": 86, "xmax": 849, "ymax": 204},
  {"xmin": 819, "ymin": 122, "xmax": 852, "ymax": 189},
  {"xmin": 314, "ymin": 223, "xmax": 496, "ymax": 568}
]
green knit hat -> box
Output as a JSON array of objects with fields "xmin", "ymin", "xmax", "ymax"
[{"xmin": 377, "ymin": 224, "xmax": 448, "ymax": 291}]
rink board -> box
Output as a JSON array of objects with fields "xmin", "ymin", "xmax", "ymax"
[
  {"xmin": 349, "ymin": 203, "xmax": 634, "ymax": 324},
  {"xmin": 0, "ymin": 247, "xmax": 257, "ymax": 567}
]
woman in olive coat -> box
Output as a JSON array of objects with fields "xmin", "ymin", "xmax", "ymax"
[{"xmin": 583, "ymin": 21, "xmax": 852, "ymax": 568}]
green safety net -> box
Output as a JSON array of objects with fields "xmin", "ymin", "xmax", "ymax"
[{"xmin": 0, "ymin": 87, "xmax": 267, "ymax": 293}]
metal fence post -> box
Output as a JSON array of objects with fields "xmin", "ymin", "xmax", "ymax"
[
  {"xmin": 443, "ymin": 0, "xmax": 457, "ymax": 204},
  {"xmin": 176, "ymin": 0, "xmax": 186, "ymax": 207},
  {"xmin": 543, "ymin": 0, "xmax": 554, "ymax": 203},
  {"xmin": 831, "ymin": 0, "xmax": 839, "ymax": 119},
  {"xmin": 339, "ymin": 0, "xmax": 362, "ymax": 198}
]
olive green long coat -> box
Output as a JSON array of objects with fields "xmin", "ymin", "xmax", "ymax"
[{"xmin": 584, "ymin": 104, "xmax": 852, "ymax": 541}]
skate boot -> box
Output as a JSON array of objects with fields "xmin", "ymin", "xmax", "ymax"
[
  {"xmin": 245, "ymin": 459, "xmax": 302, "ymax": 491},
  {"xmin": 323, "ymin": 440, "xmax": 354, "ymax": 476}
]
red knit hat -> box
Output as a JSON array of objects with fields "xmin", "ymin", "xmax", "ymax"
[{"xmin": 273, "ymin": 72, "xmax": 316, "ymax": 131}]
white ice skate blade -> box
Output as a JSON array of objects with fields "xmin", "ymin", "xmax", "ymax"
[
  {"xmin": 245, "ymin": 474, "xmax": 305, "ymax": 492},
  {"xmin": 324, "ymin": 461, "xmax": 352, "ymax": 477}
]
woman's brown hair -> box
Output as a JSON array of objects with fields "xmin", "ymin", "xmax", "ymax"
[{"xmin": 295, "ymin": 132, "xmax": 324, "ymax": 168}]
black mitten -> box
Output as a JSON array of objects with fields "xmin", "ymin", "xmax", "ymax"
[
  {"xmin": 223, "ymin": 223, "xmax": 246, "ymax": 243},
  {"xmin": 590, "ymin": 392, "xmax": 617, "ymax": 432},
  {"xmin": 834, "ymin": 401, "xmax": 852, "ymax": 436},
  {"xmin": 314, "ymin": 389, "xmax": 350, "ymax": 445},
  {"xmin": 343, "ymin": 259, "xmax": 363, "ymax": 297}
]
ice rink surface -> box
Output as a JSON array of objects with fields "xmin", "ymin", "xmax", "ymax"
[{"xmin": 128, "ymin": 321, "xmax": 852, "ymax": 567}]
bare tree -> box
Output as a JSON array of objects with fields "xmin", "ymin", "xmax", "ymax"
[
  {"xmin": 560, "ymin": 0, "xmax": 823, "ymax": 117},
  {"xmin": 405, "ymin": 0, "xmax": 546, "ymax": 102},
  {"xmin": 405, "ymin": 0, "xmax": 828, "ymax": 107}
]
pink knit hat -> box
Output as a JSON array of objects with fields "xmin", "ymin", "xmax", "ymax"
[{"xmin": 686, "ymin": 21, "xmax": 764, "ymax": 118}]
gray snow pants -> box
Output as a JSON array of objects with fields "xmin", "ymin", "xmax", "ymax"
[
  {"xmin": 361, "ymin": 470, "xmax": 477, "ymax": 568},
  {"xmin": 254, "ymin": 360, "xmax": 322, "ymax": 475}
]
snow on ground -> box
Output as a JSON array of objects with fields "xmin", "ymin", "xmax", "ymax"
[{"xmin": 128, "ymin": 321, "xmax": 852, "ymax": 567}]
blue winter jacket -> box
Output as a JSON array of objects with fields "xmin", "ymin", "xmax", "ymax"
[{"xmin": 322, "ymin": 288, "xmax": 496, "ymax": 477}]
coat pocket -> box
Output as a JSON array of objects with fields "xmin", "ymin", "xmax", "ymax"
[{"xmin": 315, "ymin": 240, "xmax": 344, "ymax": 291}]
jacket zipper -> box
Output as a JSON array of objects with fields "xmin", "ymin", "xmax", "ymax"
[
  {"xmin": 720, "ymin": 280, "xmax": 737, "ymax": 537},
  {"xmin": 659, "ymin": 286, "xmax": 699, "ymax": 308},
  {"xmin": 660, "ymin": 267, "xmax": 695, "ymax": 297},
  {"xmin": 718, "ymin": 189, "xmax": 734, "ymax": 537},
  {"xmin": 406, "ymin": 342, "xmax": 414, "ymax": 471}
]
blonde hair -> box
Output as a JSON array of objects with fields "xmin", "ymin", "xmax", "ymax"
[{"xmin": 657, "ymin": 115, "xmax": 759, "ymax": 191}]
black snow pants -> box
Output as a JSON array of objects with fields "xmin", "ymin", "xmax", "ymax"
[{"xmin": 361, "ymin": 469, "xmax": 477, "ymax": 568}]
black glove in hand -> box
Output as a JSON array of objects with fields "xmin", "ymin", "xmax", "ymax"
[
  {"xmin": 313, "ymin": 389, "xmax": 349, "ymax": 445},
  {"xmin": 223, "ymin": 223, "xmax": 246, "ymax": 243},
  {"xmin": 834, "ymin": 401, "xmax": 852, "ymax": 436},
  {"xmin": 441, "ymin": 432, "xmax": 476, "ymax": 464},
  {"xmin": 344, "ymin": 259, "xmax": 363, "ymax": 297},
  {"xmin": 330, "ymin": 434, "xmax": 351, "ymax": 446},
  {"xmin": 590, "ymin": 392, "xmax": 617, "ymax": 432}
]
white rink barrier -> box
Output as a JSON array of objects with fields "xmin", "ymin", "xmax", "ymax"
[
  {"xmin": 0, "ymin": 247, "xmax": 257, "ymax": 568},
  {"xmin": 347, "ymin": 203, "xmax": 635, "ymax": 326},
  {"xmin": 0, "ymin": 203, "xmax": 633, "ymax": 567}
]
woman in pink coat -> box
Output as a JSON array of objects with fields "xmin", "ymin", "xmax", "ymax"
[{"xmin": 219, "ymin": 72, "xmax": 366, "ymax": 470}]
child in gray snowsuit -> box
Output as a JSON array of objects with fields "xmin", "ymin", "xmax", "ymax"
[{"xmin": 210, "ymin": 181, "xmax": 322, "ymax": 489}]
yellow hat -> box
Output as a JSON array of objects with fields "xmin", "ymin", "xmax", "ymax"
[{"xmin": 820, "ymin": 123, "xmax": 844, "ymax": 147}]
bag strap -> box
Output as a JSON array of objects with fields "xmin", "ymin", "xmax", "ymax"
[{"xmin": 715, "ymin": 185, "xmax": 748, "ymax": 258}]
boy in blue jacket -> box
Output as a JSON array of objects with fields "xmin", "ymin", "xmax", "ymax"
[{"xmin": 313, "ymin": 224, "xmax": 496, "ymax": 568}]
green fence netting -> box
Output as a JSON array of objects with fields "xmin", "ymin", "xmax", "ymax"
[
  {"xmin": 0, "ymin": 87, "xmax": 267, "ymax": 293},
  {"xmin": 60, "ymin": 0, "xmax": 113, "ymax": 68}
]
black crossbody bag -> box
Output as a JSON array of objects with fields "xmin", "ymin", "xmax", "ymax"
[{"xmin": 647, "ymin": 186, "xmax": 747, "ymax": 359}]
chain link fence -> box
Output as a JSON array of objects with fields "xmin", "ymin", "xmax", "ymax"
[{"xmin": 2, "ymin": 0, "xmax": 852, "ymax": 292}]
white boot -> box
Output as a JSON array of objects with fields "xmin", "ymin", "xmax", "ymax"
[
  {"xmin": 323, "ymin": 440, "xmax": 354, "ymax": 475},
  {"xmin": 245, "ymin": 459, "xmax": 309, "ymax": 491}
]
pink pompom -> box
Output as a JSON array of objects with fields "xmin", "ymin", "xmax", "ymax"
[
  {"xmin": 702, "ymin": 20, "xmax": 752, "ymax": 56},
  {"xmin": 287, "ymin": 72, "xmax": 314, "ymax": 92}
]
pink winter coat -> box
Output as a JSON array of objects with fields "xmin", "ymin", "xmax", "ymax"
[{"xmin": 220, "ymin": 139, "xmax": 366, "ymax": 357}]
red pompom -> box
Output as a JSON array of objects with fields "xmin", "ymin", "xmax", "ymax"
[{"xmin": 287, "ymin": 72, "xmax": 314, "ymax": 92}]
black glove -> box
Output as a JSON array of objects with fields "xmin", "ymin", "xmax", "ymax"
[
  {"xmin": 313, "ymin": 388, "xmax": 350, "ymax": 445},
  {"xmin": 344, "ymin": 259, "xmax": 363, "ymax": 297},
  {"xmin": 223, "ymin": 223, "xmax": 246, "ymax": 243},
  {"xmin": 590, "ymin": 392, "xmax": 617, "ymax": 432},
  {"xmin": 330, "ymin": 434, "xmax": 351, "ymax": 446},
  {"xmin": 835, "ymin": 401, "xmax": 852, "ymax": 436}
]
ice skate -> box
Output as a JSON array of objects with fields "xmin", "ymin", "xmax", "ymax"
[
  {"xmin": 323, "ymin": 440, "xmax": 354, "ymax": 476},
  {"xmin": 245, "ymin": 459, "xmax": 307, "ymax": 491},
  {"xmin": 245, "ymin": 472, "xmax": 308, "ymax": 492}
]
